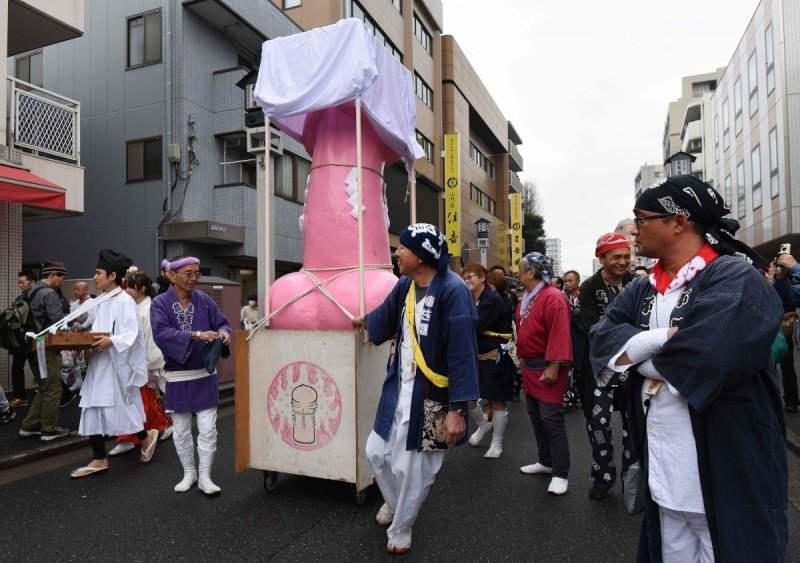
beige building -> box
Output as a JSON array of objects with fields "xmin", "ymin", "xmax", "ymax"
[
  {"xmin": 280, "ymin": 0, "xmax": 523, "ymax": 270},
  {"xmin": 1, "ymin": 1, "xmax": 85, "ymax": 387},
  {"xmin": 709, "ymin": 0, "xmax": 800, "ymax": 258},
  {"xmin": 662, "ymin": 68, "xmax": 725, "ymax": 163}
]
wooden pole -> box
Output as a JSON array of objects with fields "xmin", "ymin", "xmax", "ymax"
[
  {"xmin": 263, "ymin": 119, "xmax": 272, "ymax": 325},
  {"xmin": 355, "ymin": 98, "xmax": 366, "ymax": 319},
  {"xmin": 410, "ymin": 165, "xmax": 417, "ymax": 224}
]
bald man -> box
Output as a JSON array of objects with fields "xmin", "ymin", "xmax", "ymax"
[{"xmin": 67, "ymin": 281, "xmax": 96, "ymax": 392}]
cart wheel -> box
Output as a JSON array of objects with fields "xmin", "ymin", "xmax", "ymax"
[
  {"xmin": 263, "ymin": 471, "xmax": 278, "ymax": 491},
  {"xmin": 355, "ymin": 487, "xmax": 367, "ymax": 506}
]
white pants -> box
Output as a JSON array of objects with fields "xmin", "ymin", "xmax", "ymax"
[
  {"xmin": 366, "ymin": 419, "xmax": 444, "ymax": 540},
  {"xmin": 659, "ymin": 505, "xmax": 713, "ymax": 563},
  {"xmin": 172, "ymin": 407, "xmax": 217, "ymax": 453}
]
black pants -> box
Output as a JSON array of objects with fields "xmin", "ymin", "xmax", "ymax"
[
  {"xmin": 526, "ymin": 394, "xmax": 570, "ymax": 478},
  {"xmin": 10, "ymin": 350, "xmax": 33, "ymax": 400},
  {"xmin": 90, "ymin": 430, "xmax": 148, "ymax": 460},
  {"xmin": 585, "ymin": 385, "xmax": 635, "ymax": 489},
  {"xmin": 779, "ymin": 334, "xmax": 800, "ymax": 407}
]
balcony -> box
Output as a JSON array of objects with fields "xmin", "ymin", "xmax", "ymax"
[
  {"xmin": 508, "ymin": 139, "xmax": 523, "ymax": 172},
  {"xmin": 8, "ymin": 0, "xmax": 84, "ymax": 56},
  {"xmin": 6, "ymin": 77, "xmax": 84, "ymax": 214},
  {"xmin": 509, "ymin": 170, "xmax": 523, "ymax": 193}
]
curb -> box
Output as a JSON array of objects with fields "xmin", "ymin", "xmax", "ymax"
[
  {"xmin": 787, "ymin": 428, "xmax": 800, "ymax": 458},
  {"xmin": 0, "ymin": 395, "xmax": 235, "ymax": 472}
]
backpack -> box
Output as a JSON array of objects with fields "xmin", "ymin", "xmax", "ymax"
[{"xmin": 0, "ymin": 286, "xmax": 44, "ymax": 352}]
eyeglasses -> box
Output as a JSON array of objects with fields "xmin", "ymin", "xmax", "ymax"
[
  {"xmin": 632, "ymin": 213, "xmax": 676, "ymax": 227},
  {"xmin": 176, "ymin": 271, "xmax": 202, "ymax": 280},
  {"xmin": 462, "ymin": 274, "xmax": 477, "ymax": 281}
]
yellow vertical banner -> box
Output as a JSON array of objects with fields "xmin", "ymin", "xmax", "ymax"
[
  {"xmin": 444, "ymin": 133, "xmax": 461, "ymax": 257},
  {"xmin": 509, "ymin": 192, "xmax": 523, "ymax": 272}
]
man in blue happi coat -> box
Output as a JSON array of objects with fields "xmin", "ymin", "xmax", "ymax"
[
  {"xmin": 590, "ymin": 176, "xmax": 787, "ymax": 562},
  {"xmin": 354, "ymin": 223, "xmax": 478, "ymax": 555}
]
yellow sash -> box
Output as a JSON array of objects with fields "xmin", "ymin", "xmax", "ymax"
[
  {"xmin": 405, "ymin": 282, "xmax": 449, "ymax": 388},
  {"xmin": 481, "ymin": 330, "xmax": 512, "ymax": 340}
]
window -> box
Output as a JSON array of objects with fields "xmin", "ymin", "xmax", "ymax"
[
  {"xmin": 127, "ymin": 10, "xmax": 162, "ymax": 68},
  {"xmin": 733, "ymin": 77, "xmax": 742, "ymax": 135},
  {"xmin": 469, "ymin": 184, "xmax": 496, "ymax": 215},
  {"xmin": 284, "ymin": 0, "xmax": 301, "ymax": 8},
  {"xmin": 766, "ymin": 23, "xmax": 775, "ymax": 94},
  {"xmin": 275, "ymin": 152, "xmax": 310, "ymax": 204},
  {"xmin": 736, "ymin": 161, "xmax": 746, "ymax": 220},
  {"xmin": 414, "ymin": 73, "xmax": 433, "ymax": 109},
  {"xmin": 126, "ymin": 137, "xmax": 162, "ymax": 182},
  {"xmin": 751, "ymin": 146, "xmax": 762, "ymax": 210},
  {"xmin": 769, "ymin": 127, "xmax": 779, "ymax": 198},
  {"xmin": 416, "ymin": 131, "xmax": 433, "ymax": 163},
  {"xmin": 220, "ymin": 134, "xmax": 256, "ymax": 186},
  {"xmin": 748, "ymin": 50, "xmax": 758, "ymax": 117},
  {"xmin": 15, "ymin": 51, "xmax": 43, "ymax": 87},
  {"xmin": 724, "ymin": 175, "xmax": 732, "ymax": 209},
  {"xmin": 722, "ymin": 98, "xmax": 730, "ymax": 151},
  {"xmin": 714, "ymin": 114, "xmax": 719, "ymax": 162},
  {"xmin": 349, "ymin": 1, "xmax": 402, "ymax": 62},
  {"xmin": 469, "ymin": 142, "xmax": 496, "ymax": 179},
  {"xmin": 413, "ymin": 14, "xmax": 432, "ymax": 55}
]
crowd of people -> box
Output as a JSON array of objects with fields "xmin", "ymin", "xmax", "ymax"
[
  {"xmin": 0, "ymin": 251, "xmax": 232, "ymax": 495},
  {"xmin": 355, "ymin": 174, "xmax": 791, "ymax": 559},
  {"xmin": 0, "ymin": 174, "xmax": 794, "ymax": 560}
]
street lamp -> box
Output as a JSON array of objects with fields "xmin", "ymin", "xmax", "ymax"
[{"xmin": 475, "ymin": 217, "xmax": 490, "ymax": 267}]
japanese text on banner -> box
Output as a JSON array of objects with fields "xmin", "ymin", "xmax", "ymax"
[
  {"xmin": 444, "ymin": 133, "xmax": 461, "ymax": 257},
  {"xmin": 510, "ymin": 192, "xmax": 523, "ymax": 272}
]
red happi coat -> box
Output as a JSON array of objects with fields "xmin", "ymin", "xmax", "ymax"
[{"xmin": 515, "ymin": 285, "xmax": 572, "ymax": 404}]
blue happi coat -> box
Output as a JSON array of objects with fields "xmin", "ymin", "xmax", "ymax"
[
  {"xmin": 590, "ymin": 255, "xmax": 788, "ymax": 562},
  {"xmin": 367, "ymin": 269, "xmax": 479, "ymax": 451}
]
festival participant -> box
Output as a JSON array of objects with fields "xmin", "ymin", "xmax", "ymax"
[
  {"xmin": 591, "ymin": 176, "xmax": 787, "ymax": 561},
  {"xmin": 577, "ymin": 233, "xmax": 635, "ymax": 500},
  {"xmin": 516, "ymin": 252, "xmax": 572, "ymax": 495},
  {"xmin": 109, "ymin": 270, "xmax": 173, "ymax": 456},
  {"xmin": 463, "ymin": 263, "xmax": 513, "ymax": 458},
  {"xmin": 151, "ymin": 256, "xmax": 232, "ymax": 495},
  {"xmin": 70, "ymin": 249, "xmax": 158, "ymax": 478},
  {"xmin": 354, "ymin": 223, "xmax": 478, "ymax": 554}
]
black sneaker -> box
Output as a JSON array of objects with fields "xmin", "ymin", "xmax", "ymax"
[
  {"xmin": 18, "ymin": 426, "xmax": 41, "ymax": 437},
  {"xmin": 0, "ymin": 408, "xmax": 15, "ymax": 425},
  {"xmin": 41, "ymin": 427, "xmax": 70, "ymax": 441},
  {"xmin": 588, "ymin": 484, "xmax": 610, "ymax": 500}
]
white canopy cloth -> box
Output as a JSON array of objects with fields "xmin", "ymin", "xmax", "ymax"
[{"xmin": 253, "ymin": 18, "xmax": 424, "ymax": 172}]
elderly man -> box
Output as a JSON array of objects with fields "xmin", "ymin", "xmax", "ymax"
[
  {"xmin": 355, "ymin": 223, "xmax": 478, "ymax": 555},
  {"xmin": 576, "ymin": 232, "xmax": 636, "ymax": 500},
  {"xmin": 590, "ymin": 176, "xmax": 787, "ymax": 562},
  {"xmin": 516, "ymin": 252, "xmax": 572, "ymax": 495},
  {"xmin": 151, "ymin": 256, "xmax": 232, "ymax": 495},
  {"xmin": 65, "ymin": 281, "xmax": 96, "ymax": 393}
]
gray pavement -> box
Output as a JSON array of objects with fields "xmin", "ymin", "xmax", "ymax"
[{"xmin": 0, "ymin": 400, "xmax": 798, "ymax": 562}]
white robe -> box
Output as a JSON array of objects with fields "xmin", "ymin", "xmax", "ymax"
[{"xmin": 78, "ymin": 290, "xmax": 148, "ymax": 436}]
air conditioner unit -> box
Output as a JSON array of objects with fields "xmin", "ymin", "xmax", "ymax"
[{"xmin": 477, "ymin": 238, "xmax": 489, "ymax": 248}]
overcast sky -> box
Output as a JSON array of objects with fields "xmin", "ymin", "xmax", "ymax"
[{"xmin": 441, "ymin": 0, "xmax": 760, "ymax": 276}]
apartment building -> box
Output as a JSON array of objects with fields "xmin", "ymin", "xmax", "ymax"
[
  {"xmin": 633, "ymin": 161, "xmax": 665, "ymax": 200},
  {"xmin": 1, "ymin": 0, "xmax": 85, "ymax": 387},
  {"xmin": 544, "ymin": 238, "xmax": 562, "ymax": 277},
  {"xmin": 16, "ymin": 0, "xmax": 306, "ymax": 300},
  {"xmin": 662, "ymin": 69, "xmax": 725, "ymax": 162},
  {"xmin": 441, "ymin": 35, "xmax": 522, "ymax": 269},
  {"xmin": 280, "ymin": 0, "xmax": 444, "ymax": 245},
  {"xmin": 709, "ymin": 0, "xmax": 800, "ymax": 258}
]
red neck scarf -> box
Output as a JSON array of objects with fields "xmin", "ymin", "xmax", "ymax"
[{"xmin": 649, "ymin": 244, "xmax": 720, "ymax": 295}]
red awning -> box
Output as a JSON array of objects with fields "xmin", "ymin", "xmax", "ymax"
[{"xmin": 0, "ymin": 163, "xmax": 66, "ymax": 210}]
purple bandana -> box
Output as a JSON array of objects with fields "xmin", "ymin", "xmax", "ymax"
[{"xmin": 161, "ymin": 257, "xmax": 200, "ymax": 271}]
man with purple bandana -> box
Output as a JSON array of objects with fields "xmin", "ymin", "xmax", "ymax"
[{"xmin": 151, "ymin": 256, "xmax": 232, "ymax": 495}]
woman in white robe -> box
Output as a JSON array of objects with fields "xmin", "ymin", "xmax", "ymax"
[{"xmin": 69, "ymin": 249, "xmax": 159, "ymax": 479}]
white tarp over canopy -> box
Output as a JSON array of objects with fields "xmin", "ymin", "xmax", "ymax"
[{"xmin": 253, "ymin": 18, "xmax": 424, "ymax": 169}]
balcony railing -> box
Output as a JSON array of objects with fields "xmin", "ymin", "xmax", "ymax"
[
  {"xmin": 508, "ymin": 139, "xmax": 523, "ymax": 172},
  {"xmin": 509, "ymin": 170, "xmax": 523, "ymax": 193},
  {"xmin": 7, "ymin": 77, "xmax": 80, "ymax": 163}
]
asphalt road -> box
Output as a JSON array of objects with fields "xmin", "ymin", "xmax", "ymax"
[{"xmin": 1, "ymin": 402, "xmax": 798, "ymax": 562}]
